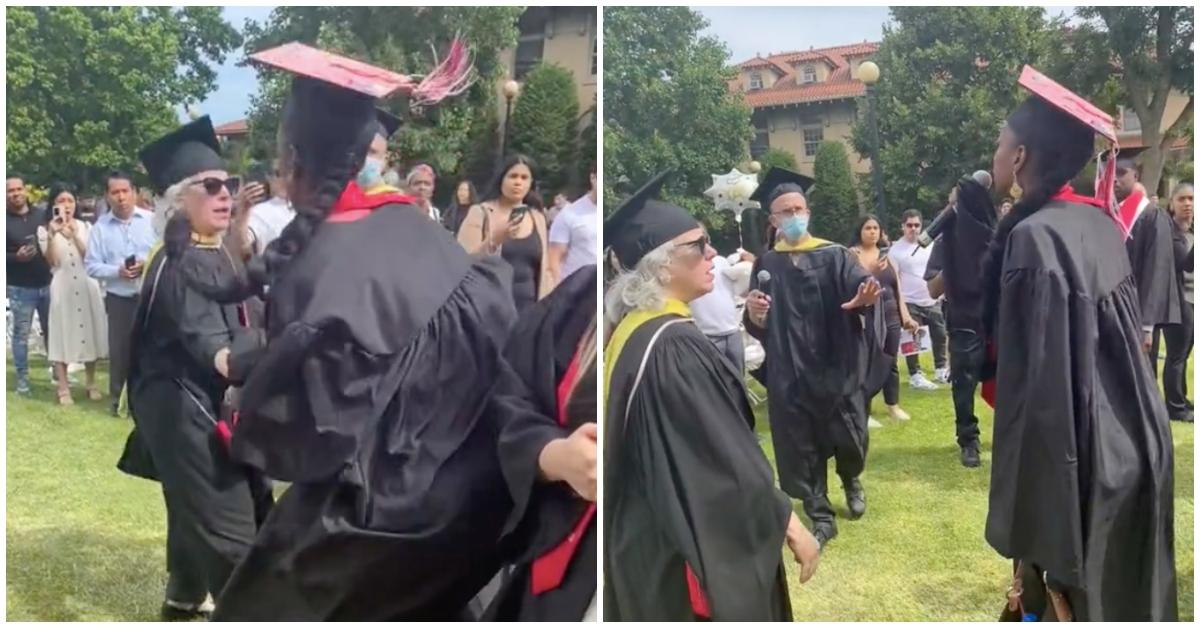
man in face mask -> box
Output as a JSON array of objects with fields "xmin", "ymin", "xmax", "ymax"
[
  {"xmin": 743, "ymin": 167, "xmax": 882, "ymax": 551},
  {"xmin": 357, "ymin": 109, "xmax": 401, "ymax": 194}
]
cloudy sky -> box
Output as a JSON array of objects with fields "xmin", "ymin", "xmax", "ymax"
[
  {"xmin": 695, "ymin": 6, "xmax": 1077, "ymax": 64},
  {"xmin": 187, "ymin": 5, "xmax": 274, "ymax": 124}
]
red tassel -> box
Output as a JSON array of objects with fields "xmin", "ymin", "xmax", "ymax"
[
  {"xmin": 685, "ymin": 564, "xmax": 712, "ymax": 619},
  {"xmin": 411, "ymin": 39, "xmax": 475, "ymax": 106}
]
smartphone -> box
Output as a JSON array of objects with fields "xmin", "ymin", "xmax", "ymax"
[
  {"xmin": 509, "ymin": 205, "xmax": 529, "ymax": 225},
  {"xmin": 247, "ymin": 163, "xmax": 272, "ymax": 199},
  {"xmin": 124, "ymin": 255, "xmax": 137, "ymax": 269},
  {"xmin": 226, "ymin": 176, "xmax": 241, "ymax": 197}
]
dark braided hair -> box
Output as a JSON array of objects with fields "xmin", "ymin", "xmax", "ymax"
[
  {"xmin": 247, "ymin": 77, "xmax": 378, "ymax": 287},
  {"xmin": 979, "ymin": 96, "xmax": 1096, "ymax": 335}
]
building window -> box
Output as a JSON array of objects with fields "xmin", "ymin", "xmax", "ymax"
[
  {"xmin": 801, "ymin": 66, "xmax": 817, "ymax": 84},
  {"xmin": 590, "ymin": 18, "xmax": 597, "ymax": 76},
  {"xmin": 1121, "ymin": 106, "xmax": 1142, "ymax": 132},
  {"xmin": 803, "ymin": 126, "xmax": 824, "ymax": 157},
  {"xmin": 515, "ymin": 8, "xmax": 549, "ymax": 79},
  {"xmin": 749, "ymin": 72, "xmax": 763, "ymax": 90},
  {"xmin": 751, "ymin": 111, "xmax": 770, "ymax": 157}
]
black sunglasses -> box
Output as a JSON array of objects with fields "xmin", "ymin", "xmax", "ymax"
[
  {"xmin": 904, "ymin": 222, "xmax": 921, "ymax": 228},
  {"xmin": 190, "ymin": 177, "xmax": 240, "ymax": 196},
  {"xmin": 677, "ymin": 234, "xmax": 711, "ymax": 256}
]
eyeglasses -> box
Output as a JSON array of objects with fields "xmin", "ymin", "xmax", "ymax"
[
  {"xmin": 677, "ymin": 234, "xmax": 710, "ymax": 256},
  {"xmin": 189, "ymin": 177, "xmax": 240, "ymax": 196},
  {"xmin": 772, "ymin": 208, "xmax": 804, "ymax": 219},
  {"xmin": 904, "ymin": 222, "xmax": 921, "ymax": 229}
]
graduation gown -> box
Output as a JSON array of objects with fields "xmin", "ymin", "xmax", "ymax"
[
  {"xmin": 1125, "ymin": 200, "xmax": 1183, "ymax": 328},
  {"xmin": 744, "ymin": 238, "xmax": 878, "ymax": 520},
  {"xmin": 486, "ymin": 265, "xmax": 598, "ymax": 621},
  {"xmin": 604, "ymin": 300, "xmax": 793, "ymax": 621},
  {"xmin": 116, "ymin": 235, "xmax": 264, "ymax": 605},
  {"xmin": 987, "ymin": 199, "xmax": 1177, "ymax": 621},
  {"xmin": 211, "ymin": 202, "xmax": 544, "ymax": 621}
]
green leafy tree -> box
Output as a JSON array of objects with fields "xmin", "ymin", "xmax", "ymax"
[
  {"xmin": 239, "ymin": 7, "xmax": 522, "ymax": 191},
  {"xmin": 756, "ymin": 148, "xmax": 799, "ymax": 182},
  {"xmin": 576, "ymin": 105, "xmax": 597, "ymax": 195},
  {"xmin": 604, "ymin": 6, "xmax": 754, "ymax": 244},
  {"xmin": 809, "ymin": 142, "xmax": 860, "ymax": 243},
  {"xmin": 851, "ymin": 6, "xmax": 1057, "ymax": 220},
  {"xmin": 6, "ymin": 6, "xmax": 241, "ymax": 189},
  {"xmin": 1064, "ymin": 7, "xmax": 1194, "ymax": 195},
  {"xmin": 509, "ymin": 63, "xmax": 580, "ymax": 198}
]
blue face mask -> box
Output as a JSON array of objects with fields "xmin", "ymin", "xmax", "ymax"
[
  {"xmin": 780, "ymin": 214, "xmax": 809, "ymax": 241},
  {"xmin": 356, "ymin": 157, "xmax": 384, "ymax": 189}
]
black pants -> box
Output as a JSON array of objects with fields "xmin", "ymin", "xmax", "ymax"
[
  {"xmin": 1157, "ymin": 306, "xmax": 1194, "ymax": 418},
  {"xmin": 948, "ymin": 328, "xmax": 984, "ymax": 447},
  {"xmin": 105, "ymin": 293, "xmax": 138, "ymax": 400},
  {"xmin": 904, "ymin": 303, "xmax": 948, "ymax": 374}
]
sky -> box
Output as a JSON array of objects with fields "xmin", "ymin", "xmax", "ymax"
[
  {"xmin": 695, "ymin": 6, "xmax": 1077, "ymax": 64},
  {"xmin": 184, "ymin": 5, "xmax": 275, "ymax": 124}
]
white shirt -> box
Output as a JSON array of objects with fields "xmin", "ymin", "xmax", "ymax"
[
  {"xmin": 247, "ymin": 196, "xmax": 295, "ymax": 253},
  {"xmin": 427, "ymin": 204, "xmax": 442, "ymax": 223},
  {"xmin": 889, "ymin": 238, "xmax": 937, "ymax": 307},
  {"xmin": 548, "ymin": 193, "xmax": 598, "ymax": 280},
  {"xmin": 690, "ymin": 255, "xmax": 742, "ymax": 336}
]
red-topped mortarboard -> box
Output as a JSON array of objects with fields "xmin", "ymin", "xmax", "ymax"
[
  {"xmin": 249, "ymin": 42, "xmax": 414, "ymax": 99},
  {"xmin": 1018, "ymin": 65, "xmax": 1128, "ymax": 236},
  {"xmin": 1018, "ymin": 65, "xmax": 1117, "ymax": 142}
]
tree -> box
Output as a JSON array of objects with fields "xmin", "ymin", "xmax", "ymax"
[
  {"xmin": 239, "ymin": 7, "xmax": 522, "ymax": 191},
  {"xmin": 809, "ymin": 142, "xmax": 860, "ymax": 243},
  {"xmin": 576, "ymin": 105, "xmax": 597, "ymax": 195},
  {"xmin": 850, "ymin": 7, "xmax": 1057, "ymax": 219},
  {"xmin": 756, "ymin": 148, "xmax": 799, "ymax": 181},
  {"xmin": 509, "ymin": 63, "xmax": 580, "ymax": 198},
  {"xmin": 1067, "ymin": 7, "xmax": 1194, "ymax": 195},
  {"xmin": 604, "ymin": 6, "xmax": 754, "ymax": 244},
  {"xmin": 6, "ymin": 7, "xmax": 241, "ymax": 190}
]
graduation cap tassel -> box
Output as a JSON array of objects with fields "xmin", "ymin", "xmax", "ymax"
[
  {"xmin": 411, "ymin": 38, "xmax": 476, "ymax": 107},
  {"xmin": 1095, "ymin": 146, "xmax": 1129, "ymax": 239}
]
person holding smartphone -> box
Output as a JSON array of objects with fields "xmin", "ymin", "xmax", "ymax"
[
  {"xmin": 6, "ymin": 174, "xmax": 52, "ymax": 396},
  {"xmin": 457, "ymin": 154, "xmax": 555, "ymax": 314},
  {"xmin": 38, "ymin": 183, "xmax": 108, "ymax": 405}
]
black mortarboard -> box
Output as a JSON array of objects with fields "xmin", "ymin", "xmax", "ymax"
[
  {"xmin": 604, "ymin": 170, "xmax": 700, "ymax": 269},
  {"xmin": 138, "ymin": 116, "xmax": 224, "ymax": 194},
  {"xmin": 750, "ymin": 167, "xmax": 815, "ymax": 208},
  {"xmin": 375, "ymin": 108, "xmax": 403, "ymax": 139}
]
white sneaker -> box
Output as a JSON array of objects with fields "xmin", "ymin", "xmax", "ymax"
[
  {"xmin": 909, "ymin": 372, "xmax": 940, "ymax": 391},
  {"xmin": 868, "ymin": 417, "xmax": 884, "ymax": 429},
  {"xmin": 933, "ymin": 367, "xmax": 951, "ymax": 384},
  {"xmin": 887, "ymin": 405, "xmax": 911, "ymax": 421}
]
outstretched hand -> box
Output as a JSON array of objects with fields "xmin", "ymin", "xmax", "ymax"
[
  {"xmin": 538, "ymin": 423, "xmax": 598, "ymax": 501},
  {"xmin": 841, "ymin": 277, "xmax": 881, "ymax": 310}
]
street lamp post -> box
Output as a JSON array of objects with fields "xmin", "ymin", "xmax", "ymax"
[
  {"xmin": 858, "ymin": 61, "xmax": 886, "ymax": 222},
  {"xmin": 499, "ymin": 80, "xmax": 521, "ymax": 167}
]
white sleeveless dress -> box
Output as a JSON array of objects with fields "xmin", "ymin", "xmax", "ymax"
[{"xmin": 38, "ymin": 223, "xmax": 108, "ymax": 363}]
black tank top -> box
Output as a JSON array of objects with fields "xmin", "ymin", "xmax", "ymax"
[{"xmin": 503, "ymin": 228, "xmax": 541, "ymax": 315}]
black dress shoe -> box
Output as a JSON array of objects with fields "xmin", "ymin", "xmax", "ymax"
[
  {"xmin": 1170, "ymin": 411, "xmax": 1194, "ymax": 423},
  {"xmin": 961, "ymin": 443, "xmax": 981, "ymax": 468},
  {"xmin": 160, "ymin": 602, "xmax": 210, "ymax": 622},
  {"xmin": 812, "ymin": 523, "xmax": 837, "ymax": 551},
  {"xmin": 844, "ymin": 478, "xmax": 866, "ymax": 519}
]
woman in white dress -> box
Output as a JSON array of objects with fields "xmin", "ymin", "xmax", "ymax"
[{"xmin": 38, "ymin": 183, "xmax": 108, "ymax": 405}]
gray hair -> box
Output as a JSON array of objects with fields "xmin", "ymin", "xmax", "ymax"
[{"xmin": 604, "ymin": 241, "xmax": 676, "ymax": 327}]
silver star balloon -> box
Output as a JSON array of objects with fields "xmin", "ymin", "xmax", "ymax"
[{"xmin": 704, "ymin": 168, "xmax": 760, "ymax": 222}]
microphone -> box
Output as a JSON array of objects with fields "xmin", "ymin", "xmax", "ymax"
[
  {"xmin": 756, "ymin": 269, "xmax": 771, "ymax": 293},
  {"xmin": 915, "ymin": 170, "xmax": 991, "ymax": 249}
]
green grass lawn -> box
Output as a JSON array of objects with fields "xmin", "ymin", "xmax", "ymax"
[
  {"xmin": 757, "ymin": 355, "xmax": 1194, "ymax": 621},
  {"xmin": 5, "ymin": 354, "xmax": 1194, "ymax": 621}
]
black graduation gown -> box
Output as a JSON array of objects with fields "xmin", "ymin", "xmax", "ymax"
[
  {"xmin": 987, "ymin": 200, "xmax": 1177, "ymax": 621},
  {"xmin": 211, "ymin": 206, "xmax": 542, "ymax": 621},
  {"xmin": 486, "ymin": 265, "xmax": 598, "ymax": 621},
  {"xmin": 604, "ymin": 312, "xmax": 793, "ymax": 622},
  {"xmin": 116, "ymin": 240, "xmax": 264, "ymax": 604},
  {"xmin": 862, "ymin": 261, "xmax": 899, "ymax": 399},
  {"xmin": 1126, "ymin": 205, "xmax": 1183, "ymax": 328},
  {"xmin": 744, "ymin": 242, "xmax": 876, "ymax": 521}
]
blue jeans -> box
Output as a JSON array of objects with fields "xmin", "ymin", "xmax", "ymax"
[{"xmin": 8, "ymin": 285, "xmax": 50, "ymax": 384}]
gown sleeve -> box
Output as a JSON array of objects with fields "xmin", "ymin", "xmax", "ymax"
[
  {"xmin": 985, "ymin": 263, "xmax": 1085, "ymax": 585},
  {"xmin": 493, "ymin": 358, "xmax": 572, "ymax": 534},
  {"xmin": 173, "ymin": 258, "xmax": 234, "ymax": 372},
  {"xmin": 628, "ymin": 329, "xmax": 791, "ymax": 620}
]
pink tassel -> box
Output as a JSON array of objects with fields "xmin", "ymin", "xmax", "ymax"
[
  {"xmin": 1095, "ymin": 145, "xmax": 1129, "ymax": 239},
  {"xmin": 411, "ymin": 38, "xmax": 475, "ymax": 107}
]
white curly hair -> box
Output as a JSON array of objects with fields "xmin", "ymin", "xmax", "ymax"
[{"xmin": 604, "ymin": 241, "xmax": 677, "ymax": 327}]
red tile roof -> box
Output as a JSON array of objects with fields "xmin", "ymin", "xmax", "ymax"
[
  {"xmin": 214, "ymin": 119, "xmax": 249, "ymax": 136},
  {"xmin": 735, "ymin": 42, "xmax": 879, "ymax": 109}
]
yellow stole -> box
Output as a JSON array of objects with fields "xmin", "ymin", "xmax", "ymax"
[
  {"xmin": 603, "ymin": 298, "xmax": 692, "ymax": 399},
  {"xmin": 774, "ymin": 236, "xmax": 834, "ymax": 252},
  {"xmin": 145, "ymin": 232, "xmax": 221, "ymax": 270}
]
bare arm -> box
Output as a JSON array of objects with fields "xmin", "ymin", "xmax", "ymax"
[{"xmin": 927, "ymin": 272, "xmax": 945, "ymax": 299}]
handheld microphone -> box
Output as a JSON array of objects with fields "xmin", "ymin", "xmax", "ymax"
[
  {"xmin": 915, "ymin": 170, "xmax": 991, "ymax": 250},
  {"xmin": 756, "ymin": 269, "xmax": 771, "ymax": 293}
]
